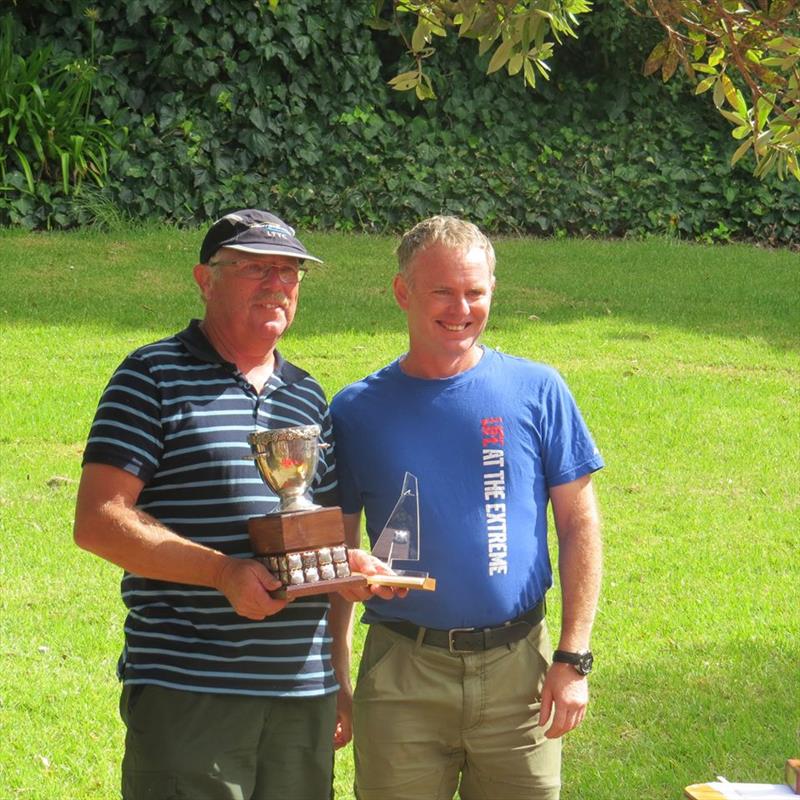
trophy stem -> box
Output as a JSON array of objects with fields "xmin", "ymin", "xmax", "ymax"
[{"xmin": 280, "ymin": 493, "xmax": 320, "ymax": 512}]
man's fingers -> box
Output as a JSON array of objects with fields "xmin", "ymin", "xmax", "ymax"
[
  {"xmin": 238, "ymin": 593, "xmax": 288, "ymax": 620},
  {"xmin": 337, "ymin": 585, "xmax": 374, "ymax": 602},
  {"xmin": 544, "ymin": 707, "xmax": 568, "ymax": 739},
  {"xmin": 538, "ymin": 688, "xmax": 553, "ymax": 730},
  {"xmin": 541, "ymin": 694, "xmax": 588, "ymax": 738},
  {"xmin": 368, "ymin": 583, "xmax": 407, "ymax": 600},
  {"xmin": 347, "ymin": 548, "xmax": 394, "ymax": 576},
  {"xmin": 333, "ymin": 716, "xmax": 353, "ymax": 750},
  {"xmin": 546, "ymin": 706, "xmax": 584, "ymax": 739},
  {"xmin": 250, "ymin": 559, "xmax": 283, "ymax": 590},
  {"xmin": 538, "ymin": 663, "xmax": 589, "ymax": 738}
]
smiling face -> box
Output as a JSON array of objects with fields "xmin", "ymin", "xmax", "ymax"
[
  {"xmin": 394, "ymin": 242, "xmax": 495, "ymax": 379},
  {"xmin": 194, "ymin": 248, "xmax": 301, "ymax": 356}
]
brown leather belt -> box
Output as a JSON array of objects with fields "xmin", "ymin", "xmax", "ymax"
[{"xmin": 377, "ymin": 600, "xmax": 546, "ymax": 654}]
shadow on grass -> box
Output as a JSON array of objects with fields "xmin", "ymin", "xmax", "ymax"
[{"xmin": 1, "ymin": 231, "xmax": 798, "ymax": 351}]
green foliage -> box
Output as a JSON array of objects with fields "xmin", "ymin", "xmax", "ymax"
[
  {"xmin": 377, "ymin": 0, "xmax": 592, "ymax": 98},
  {"xmin": 2, "ymin": 0, "xmax": 799, "ymax": 246},
  {"xmin": 633, "ymin": 0, "xmax": 800, "ymax": 181},
  {"xmin": 0, "ymin": 13, "xmax": 125, "ymax": 226},
  {"xmin": 382, "ymin": 1, "xmax": 800, "ymax": 181}
]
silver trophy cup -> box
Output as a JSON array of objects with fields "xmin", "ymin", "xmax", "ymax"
[{"xmin": 248, "ymin": 424, "xmax": 322, "ymax": 512}]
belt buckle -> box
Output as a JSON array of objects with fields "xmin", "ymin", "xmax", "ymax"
[{"xmin": 447, "ymin": 626, "xmax": 477, "ymax": 654}]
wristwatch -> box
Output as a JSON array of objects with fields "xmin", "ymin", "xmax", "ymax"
[{"xmin": 553, "ymin": 649, "xmax": 593, "ymax": 676}]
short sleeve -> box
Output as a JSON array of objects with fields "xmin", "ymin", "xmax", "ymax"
[
  {"xmin": 81, "ymin": 353, "xmax": 164, "ymax": 484},
  {"xmin": 539, "ymin": 371, "xmax": 604, "ymax": 487}
]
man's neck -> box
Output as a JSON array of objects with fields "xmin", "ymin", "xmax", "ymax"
[
  {"xmin": 200, "ymin": 319, "xmax": 277, "ymax": 392},
  {"xmin": 399, "ymin": 345, "xmax": 484, "ymax": 380}
]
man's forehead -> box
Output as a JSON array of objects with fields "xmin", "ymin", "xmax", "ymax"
[
  {"xmin": 416, "ymin": 242, "xmax": 489, "ymax": 262},
  {"xmin": 410, "ymin": 243, "xmax": 493, "ymax": 274}
]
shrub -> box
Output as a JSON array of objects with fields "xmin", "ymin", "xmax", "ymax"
[
  {"xmin": 3, "ymin": 0, "xmax": 798, "ymax": 246},
  {"xmin": 0, "ymin": 12, "xmax": 125, "ymax": 227}
]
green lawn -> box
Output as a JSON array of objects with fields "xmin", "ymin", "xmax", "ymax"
[{"xmin": 0, "ymin": 226, "xmax": 797, "ymax": 799}]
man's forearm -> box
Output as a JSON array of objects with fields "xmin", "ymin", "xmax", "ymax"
[
  {"xmin": 557, "ymin": 527, "xmax": 601, "ymax": 650},
  {"xmin": 74, "ymin": 464, "xmax": 231, "ymax": 589},
  {"xmin": 77, "ymin": 497, "xmax": 230, "ymax": 587}
]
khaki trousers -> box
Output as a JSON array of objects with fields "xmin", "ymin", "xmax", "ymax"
[{"xmin": 353, "ymin": 620, "xmax": 561, "ymax": 800}]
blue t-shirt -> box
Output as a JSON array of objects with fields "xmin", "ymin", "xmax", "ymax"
[{"xmin": 331, "ymin": 347, "xmax": 603, "ymax": 630}]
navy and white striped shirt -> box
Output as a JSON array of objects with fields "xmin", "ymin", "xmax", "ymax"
[{"xmin": 83, "ymin": 319, "xmax": 339, "ymax": 697}]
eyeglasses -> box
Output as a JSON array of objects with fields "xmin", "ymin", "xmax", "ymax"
[{"xmin": 210, "ymin": 258, "xmax": 307, "ymax": 285}]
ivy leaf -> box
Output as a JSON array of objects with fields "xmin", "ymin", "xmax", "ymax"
[{"xmin": 249, "ymin": 108, "xmax": 267, "ymax": 132}]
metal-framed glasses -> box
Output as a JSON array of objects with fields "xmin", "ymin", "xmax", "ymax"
[{"xmin": 210, "ymin": 258, "xmax": 307, "ymax": 285}]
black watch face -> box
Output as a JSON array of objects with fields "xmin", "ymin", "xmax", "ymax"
[{"xmin": 577, "ymin": 652, "xmax": 593, "ymax": 675}]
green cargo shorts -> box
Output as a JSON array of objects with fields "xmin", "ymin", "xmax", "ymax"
[
  {"xmin": 353, "ymin": 620, "xmax": 562, "ymax": 800},
  {"xmin": 120, "ymin": 684, "xmax": 337, "ymax": 800}
]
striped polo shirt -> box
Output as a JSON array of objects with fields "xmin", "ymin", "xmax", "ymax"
[{"xmin": 82, "ymin": 319, "xmax": 339, "ymax": 697}]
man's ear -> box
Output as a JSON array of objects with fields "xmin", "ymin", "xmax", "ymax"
[
  {"xmin": 393, "ymin": 273, "xmax": 409, "ymax": 310},
  {"xmin": 193, "ymin": 263, "xmax": 213, "ymax": 302}
]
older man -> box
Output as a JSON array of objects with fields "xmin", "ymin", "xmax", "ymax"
[
  {"xmin": 74, "ymin": 209, "xmax": 384, "ymax": 800},
  {"xmin": 331, "ymin": 216, "xmax": 604, "ymax": 800}
]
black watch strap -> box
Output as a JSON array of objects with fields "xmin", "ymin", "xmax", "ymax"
[{"xmin": 553, "ymin": 649, "xmax": 593, "ymax": 675}]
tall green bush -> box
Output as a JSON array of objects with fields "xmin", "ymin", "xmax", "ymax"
[
  {"xmin": 3, "ymin": 0, "xmax": 799, "ymax": 245},
  {"xmin": 0, "ymin": 12, "xmax": 124, "ymax": 226}
]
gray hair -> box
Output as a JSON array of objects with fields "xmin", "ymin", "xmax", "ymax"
[{"xmin": 396, "ymin": 216, "xmax": 496, "ymax": 280}]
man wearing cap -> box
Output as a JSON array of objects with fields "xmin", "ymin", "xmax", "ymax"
[
  {"xmin": 74, "ymin": 209, "xmax": 388, "ymax": 799},
  {"xmin": 331, "ymin": 216, "xmax": 603, "ymax": 800}
]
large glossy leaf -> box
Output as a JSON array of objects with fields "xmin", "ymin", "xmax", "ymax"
[{"xmin": 487, "ymin": 38, "xmax": 514, "ymax": 74}]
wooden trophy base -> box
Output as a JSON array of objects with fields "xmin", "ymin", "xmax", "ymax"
[{"xmin": 249, "ymin": 506, "xmax": 345, "ymax": 554}]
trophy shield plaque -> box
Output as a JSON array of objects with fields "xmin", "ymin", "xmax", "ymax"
[
  {"xmin": 247, "ymin": 424, "xmax": 364, "ymax": 598},
  {"xmin": 366, "ymin": 472, "xmax": 435, "ymax": 591}
]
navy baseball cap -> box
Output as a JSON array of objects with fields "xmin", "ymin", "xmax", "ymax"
[{"xmin": 199, "ymin": 209, "xmax": 323, "ymax": 265}]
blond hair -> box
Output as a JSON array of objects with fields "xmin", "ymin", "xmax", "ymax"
[{"xmin": 396, "ymin": 216, "xmax": 495, "ymax": 281}]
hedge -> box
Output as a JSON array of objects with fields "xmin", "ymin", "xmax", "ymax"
[{"xmin": 3, "ymin": 0, "xmax": 798, "ymax": 246}]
